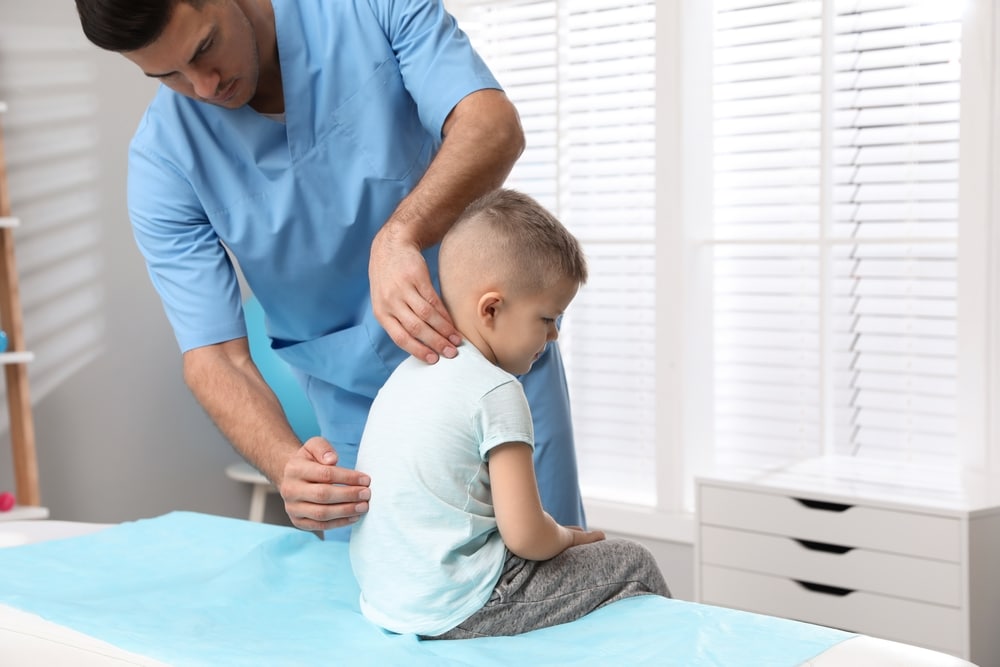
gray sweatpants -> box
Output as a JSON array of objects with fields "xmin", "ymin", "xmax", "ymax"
[{"xmin": 427, "ymin": 538, "xmax": 671, "ymax": 640}]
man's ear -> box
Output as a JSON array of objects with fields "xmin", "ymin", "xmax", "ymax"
[{"xmin": 477, "ymin": 291, "xmax": 503, "ymax": 328}]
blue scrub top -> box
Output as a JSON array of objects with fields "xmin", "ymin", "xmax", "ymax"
[{"xmin": 127, "ymin": 0, "xmax": 501, "ymax": 443}]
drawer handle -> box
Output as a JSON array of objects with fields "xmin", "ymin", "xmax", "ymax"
[
  {"xmin": 793, "ymin": 539, "xmax": 854, "ymax": 554},
  {"xmin": 794, "ymin": 498, "xmax": 853, "ymax": 512},
  {"xmin": 794, "ymin": 580, "xmax": 855, "ymax": 597}
]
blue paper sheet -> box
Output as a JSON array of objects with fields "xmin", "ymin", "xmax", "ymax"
[{"xmin": 0, "ymin": 512, "xmax": 853, "ymax": 665}]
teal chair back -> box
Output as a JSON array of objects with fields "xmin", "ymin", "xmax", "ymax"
[{"xmin": 244, "ymin": 296, "xmax": 321, "ymax": 441}]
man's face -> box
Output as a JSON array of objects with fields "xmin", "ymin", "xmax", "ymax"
[{"xmin": 123, "ymin": 0, "xmax": 260, "ymax": 109}]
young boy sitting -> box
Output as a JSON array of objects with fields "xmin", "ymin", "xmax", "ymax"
[{"xmin": 349, "ymin": 188, "xmax": 670, "ymax": 639}]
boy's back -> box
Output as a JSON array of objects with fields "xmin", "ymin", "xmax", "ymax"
[{"xmin": 349, "ymin": 343, "xmax": 533, "ymax": 636}]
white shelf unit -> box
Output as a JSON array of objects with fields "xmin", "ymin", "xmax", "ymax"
[
  {"xmin": 695, "ymin": 458, "xmax": 1000, "ymax": 665},
  {"xmin": 1, "ymin": 505, "xmax": 49, "ymax": 521},
  {"xmin": 0, "ymin": 100, "xmax": 44, "ymax": 521},
  {"xmin": 0, "ymin": 352, "xmax": 34, "ymax": 365}
]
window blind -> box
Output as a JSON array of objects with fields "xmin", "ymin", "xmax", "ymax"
[
  {"xmin": 447, "ymin": 0, "xmax": 658, "ymax": 505},
  {"xmin": 0, "ymin": 23, "xmax": 106, "ymax": 432},
  {"xmin": 713, "ymin": 0, "xmax": 962, "ymax": 471}
]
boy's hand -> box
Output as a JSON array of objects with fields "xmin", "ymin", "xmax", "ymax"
[{"xmin": 567, "ymin": 526, "xmax": 606, "ymax": 547}]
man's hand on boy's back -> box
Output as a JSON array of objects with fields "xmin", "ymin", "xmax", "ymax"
[{"xmin": 280, "ymin": 437, "xmax": 372, "ymax": 532}]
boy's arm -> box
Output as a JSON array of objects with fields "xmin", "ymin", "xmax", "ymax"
[{"xmin": 489, "ymin": 442, "xmax": 605, "ymax": 561}]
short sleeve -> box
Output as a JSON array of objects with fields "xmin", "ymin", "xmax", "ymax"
[
  {"xmin": 366, "ymin": 0, "xmax": 501, "ymax": 137},
  {"xmin": 475, "ymin": 379, "xmax": 534, "ymax": 459},
  {"xmin": 128, "ymin": 127, "xmax": 245, "ymax": 353}
]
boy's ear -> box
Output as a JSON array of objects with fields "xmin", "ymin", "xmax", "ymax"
[{"xmin": 477, "ymin": 291, "xmax": 503, "ymax": 327}]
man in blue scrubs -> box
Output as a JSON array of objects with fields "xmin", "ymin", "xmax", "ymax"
[{"xmin": 75, "ymin": 0, "xmax": 586, "ymax": 535}]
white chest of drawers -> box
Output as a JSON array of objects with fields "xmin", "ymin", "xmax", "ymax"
[{"xmin": 695, "ymin": 460, "xmax": 1000, "ymax": 665}]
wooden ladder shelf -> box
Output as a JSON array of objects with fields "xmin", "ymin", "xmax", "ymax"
[{"xmin": 0, "ymin": 100, "xmax": 43, "ymax": 514}]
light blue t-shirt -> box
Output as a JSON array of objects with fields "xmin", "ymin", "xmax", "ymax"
[
  {"xmin": 349, "ymin": 343, "xmax": 534, "ymax": 636},
  {"xmin": 126, "ymin": 0, "xmax": 500, "ymax": 443}
]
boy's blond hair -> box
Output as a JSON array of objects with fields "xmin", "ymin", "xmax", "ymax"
[{"xmin": 439, "ymin": 189, "xmax": 587, "ymax": 309}]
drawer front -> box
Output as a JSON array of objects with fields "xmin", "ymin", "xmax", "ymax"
[
  {"xmin": 700, "ymin": 565, "xmax": 963, "ymax": 655},
  {"xmin": 699, "ymin": 484, "xmax": 961, "ymax": 562},
  {"xmin": 700, "ymin": 525, "xmax": 962, "ymax": 606}
]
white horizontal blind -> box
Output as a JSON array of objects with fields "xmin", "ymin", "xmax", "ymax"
[
  {"xmin": 447, "ymin": 0, "xmax": 658, "ymax": 505},
  {"xmin": 0, "ymin": 24, "xmax": 106, "ymax": 434},
  {"xmin": 448, "ymin": 1, "xmax": 560, "ymax": 206},
  {"xmin": 713, "ymin": 0, "xmax": 962, "ymax": 470}
]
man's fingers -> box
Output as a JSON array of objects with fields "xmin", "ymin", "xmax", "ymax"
[
  {"xmin": 282, "ymin": 486, "xmax": 370, "ymax": 532},
  {"xmin": 369, "ymin": 241, "xmax": 462, "ymax": 362},
  {"xmin": 286, "ymin": 503, "xmax": 367, "ymax": 532},
  {"xmin": 412, "ymin": 281, "xmax": 462, "ymax": 347},
  {"xmin": 300, "ymin": 479, "xmax": 370, "ymax": 505},
  {"xmin": 280, "ymin": 437, "xmax": 373, "ymax": 531},
  {"xmin": 299, "ymin": 436, "xmax": 338, "ymax": 465},
  {"xmin": 383, "ymin": 314, "xmax": 451, "ymax": 364},
  {"xmin": 303, "ymin": 463, "xmax": 371, "ymax": 488},
  {"xmin": 289, "ymin": 513, "xmax": 363, "ymax": 533},
  {"xmin": 387, "ymin": 291, "xmax": 461, "ymax": 362},
  {"xmin": 414, "ymin": 283, "xmax": 460, "ymax": 338},
  {"xmin": 282, "ymin": 461, "xmax": 370, "ymax": 498},
  {"xmin": 286, "ymin": 496, "xmax": 369, "ymax": 519},
  {"xmin": 290, "ymin": 438, "xmax": 370, "ymax": 486}
]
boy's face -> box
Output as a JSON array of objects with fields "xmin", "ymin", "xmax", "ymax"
[
  {"xmin": 122, "ymin": 0, "xmax": 260, "ymax": 109},
  {"xmin": 488, "ymin": 277, "xmax": 579, "ymax": 376}
]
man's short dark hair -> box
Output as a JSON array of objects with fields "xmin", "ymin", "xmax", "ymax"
[{"xmin": 75, "ymin": 0, "xmax": 206, "ymax": 52}]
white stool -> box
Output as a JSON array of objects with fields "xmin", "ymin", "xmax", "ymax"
[{"xmin": 225, "ymin": 461, "xmax": 277, "ymax": 522}]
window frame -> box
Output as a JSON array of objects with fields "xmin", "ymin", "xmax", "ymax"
[
  {"xmin": 583, "ymin": 0, "xmax": 714, "ymax": 542},
  {"xmin": 449, "ymin": 0, "xmax": 999, "ymax": 543},
  {"xmin": 956, "ymin": 0, "xmax": 998, "ymax": 473}
]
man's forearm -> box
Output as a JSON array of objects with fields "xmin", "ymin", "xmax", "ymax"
[
  {"xmin": 182, "ymin": 339, "xmax": 301, "ymax": 485},
  {"xmin": 383, "ymin": 88, "xmax": 525, "ymax": 249}
]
